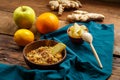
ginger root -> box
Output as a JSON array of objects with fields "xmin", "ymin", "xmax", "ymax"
[
  {"xmin": 67, "ymin": 10, "xmax": 105, "ymax": 22},
  {"xmin": 49, "ymin": 0, "xmax": 82, "ymax": 16}
]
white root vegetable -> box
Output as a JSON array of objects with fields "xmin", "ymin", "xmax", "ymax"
[
  {"xmin": 49, "ymin": 0, "xmax": 59, "ymax": 10},
  {"xmin": 67, "ymin": 10, "xmax": 105, "ymax": 22},
  {"xmin": 49, "ymin": 0, "xmax": 82, "ymax": 16}
]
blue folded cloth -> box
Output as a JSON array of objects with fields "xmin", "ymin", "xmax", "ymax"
[{"xmin": 0, "ymin": 21, "xmax": 114, "ymax": 80}]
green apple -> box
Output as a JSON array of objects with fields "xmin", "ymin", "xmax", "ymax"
[{"xmin": 13, "ymin": 6, "xmax": 36, "ymax": 29}]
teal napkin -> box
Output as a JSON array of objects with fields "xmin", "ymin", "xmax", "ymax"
[{"xmin": 0, "ymin": 21, "xmax": 114, "ymax": 80}]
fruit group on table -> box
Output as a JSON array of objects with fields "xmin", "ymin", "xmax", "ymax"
[
  {"xmin": 36, "ymin": 12, "xmax": 59, "ymax": 34},
  {"xmin": 13, "ymin": 6, "xmax": 36, "ymax": 29},
  {"xmin": 14, "ymin": 29, "xmax": 34, "ymax": 46}
]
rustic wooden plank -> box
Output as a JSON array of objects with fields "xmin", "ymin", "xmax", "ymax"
[
  {"xmin": 0, "ymin": 34, "xmax": 27, "ymax": 67},
  {"xmin": 0, "ymin": 10, "xmax": 18, "ymax": 35},
  {"xmin": 0, "ymin": 0, "xmax": 120, "ymax": 79},
  {"xmin": 108, "ymin": 75, "xmax": 120, "ymax": 80},
  {"xmin": 110, "ymin": 57, "xmax": 120, "ymax": 79},
  {"xmin": 0, "ymin": 0, "xmax": 51, "ymax": 15}
]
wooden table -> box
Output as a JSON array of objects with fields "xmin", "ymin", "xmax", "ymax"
[{"xmin": 0, "ymin": 0, "xmax": 120, "ymax": 80}]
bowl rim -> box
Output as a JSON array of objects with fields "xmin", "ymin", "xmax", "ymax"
[{"xmin": 23, "ymin": 40, "xmax": 67, "ymax": 66}]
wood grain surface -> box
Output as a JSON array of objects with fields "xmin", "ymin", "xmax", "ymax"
[{"xmin": 0, "ymin": 0, "xmax": 120, "ymax": 79}]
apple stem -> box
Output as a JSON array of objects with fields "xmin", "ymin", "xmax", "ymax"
[
  {"xmin": 19, "ymin": 0, "xmax": 25, "ymax": 11},
  {"xmin": 21, "ymin": 6, "xmax": 25, "ymax": 12}
]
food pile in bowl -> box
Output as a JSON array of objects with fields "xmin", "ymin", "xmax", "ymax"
[
  {"xmin": 23, "ymin": 40, "xmax": 66, "ymax": 69},
  {"xmin": 67, "ymin": 23, "xmax": 88, "ymax": 44},
  {"xmin": 26, "ymin": 44, "xmax": 64, "ymax": 65}
]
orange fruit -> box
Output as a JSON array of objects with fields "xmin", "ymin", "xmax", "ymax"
[
  {"xmin": 14, "ymin": 29, "xmax": 34, "ymax": 46},
  {"xmin": 36, "ymin": 12, "xmax": 59, "ymax": 34}
]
